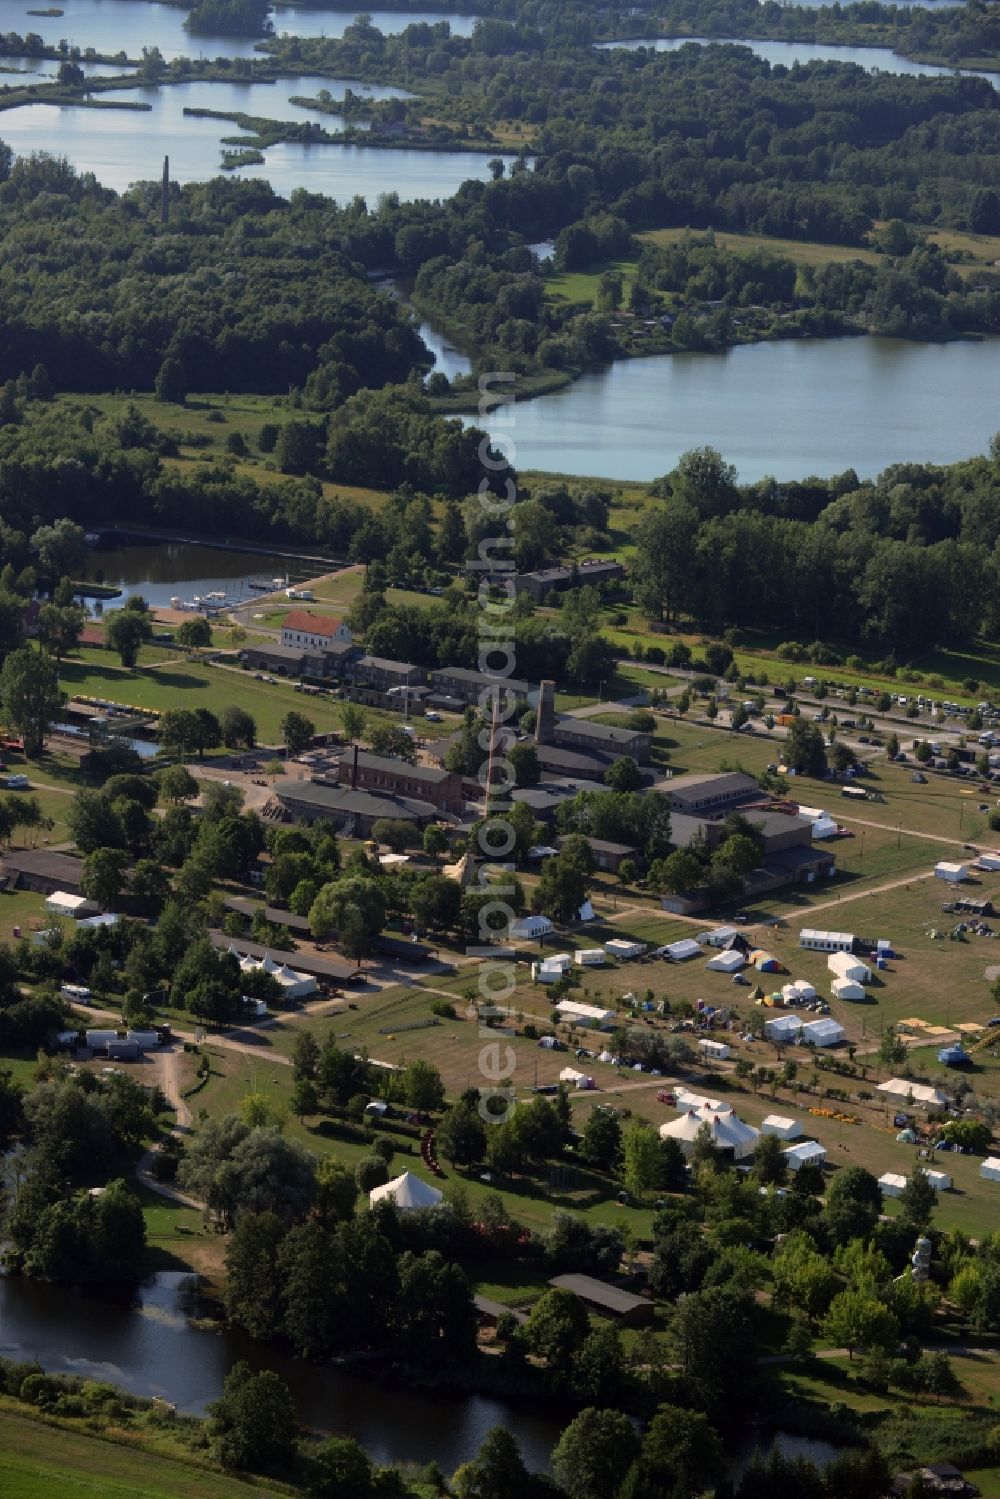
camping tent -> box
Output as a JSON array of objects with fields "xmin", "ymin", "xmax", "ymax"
[
  {"xmin": 754, "ymin": 951, "xmax": 781, "ymax": 973},
  {"xmin": 802, "ymin": 1018, "xmax": 845, "ymax": 1046},
  {"xmin": 706, "ymin": 950, "xmax": 744, "ymax": 974},
  {"xmin": 784, "ymin": 1140, "xmax": 827, "ymax": 1171},
  {"xmin": 878, "ymin": 1172, "xmax": 908, "ymax": 1198},
  {"xmin": 762, "ymin": 1115, "xmax": 802, "ymax": 1140},
  {"xmin": 659, "ymin": 1104, "xmax": 759, "ymax": 1161},
  {"xmin": 831, "ymin": 978, "xmax": 865, "ymax": 1001},
  {"xmin": 981, "ymin": 1157, "xmax": 1000, "ymax": 1182},
  {"xmin": 369, "ymin": 1171, "xmax": 444, "ymax": 1211}
]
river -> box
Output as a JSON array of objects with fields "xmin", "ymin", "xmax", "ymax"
[
  {"xmin": 598, "ymin": 35, "xmax": 997, "ymax": 85},
  {"xmin": 15, "ymin": 1, "xmax": 478, "ymax": 63},
  {"xmin": 0, "ymin": 1271, "xmax": 561, "ymax": 1469},
  {"xmin": 466, "ymin": 335, "xmax": 1000, "ymax": 483}
]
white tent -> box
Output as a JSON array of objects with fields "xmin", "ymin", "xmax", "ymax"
[
  {"xmin": 605, "ymin": 938, "xmax": 647, "ymax": 959},
  {"xmin": 674, "ymin": 1088, "xmax": 724, "ymax": 1112},
  {"xmin": 555, "ymin": 999, "xmax": 616, "ymax": 1028},
  {"xmin": 706, "ymin": 949, "xmax": 744, "ymax": 973},
  {"xmin": 810, "ymin": 816, "xmax": 839, "ymax": 840},
  {"xmin": 578, "ymin": 900, "xmax": 596, "ymax": 922},
  {"xmin": 764, "ymin": 1013, "xmax": 802, "ymax": 1042},
  {"xmin": 762, "ymin": 1114, "xmax": 802, "ymax": 1140},
  {"xmin": 45, "ymin": 891, "xmax": 98, "ymax": 918},
  {"xmin": 831, "ymin": 978, "xmax": 865, "ymax": 1002},
  {"xmin": 701, "ymin": 926, "xmax": 738, "ymax": 948},
  {"xmin": 511, "ymin": 915, "xmax": 553, "ymax": 939},
  {"xmin": 878, "ymin": 1078, "xmax": 949, "ymax": 1109},
  {"xmin": 802, "ymin": 1018, "xmax": 845, "ymax": 1046},
  {"xmin": 784, "ymin": 1140, "xmax": 827, "ymax": 1171},
  {"xmin": 698, "ymin": 1038, "xmax": 731, "ymax": 1060},
  {"xmin": 828, "ymin": 951, "xmax": 870, "ymax": 983},
  {"xmin": 878, "ymin": 1172, "xmax": 907, "ymax": 1199},
  {"xmin": 934, "ymin": 862, "xmax": 968, "ymax": 883},
  {"xmin": 369, "ymin": 1171, "xmax": 443, "ymax": 1211},
  {"xmin": 980, "ymin": 1157, "xmax": 1000, "ymax": 1182},
  {"xmin": 659, "ymin": 1104, "xmax": 759, "ymax": 1161},
  {"xmin": 665, "ymin": 938, "xmax": 702, "ymax": 962},
  {"xmin": 574, "ymin": 948, "xmax": 605, "ymax": 967},
  {"xmin": 559, "ymin": 1066, "xmax": 595, "ymax": 1089},
  {"xmin": 925, "ymin": 1169, "xmax": 952, "ymax": 1192}
]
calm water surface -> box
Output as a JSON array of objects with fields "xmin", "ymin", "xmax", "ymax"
[
  {"xmin": 470, "ymin": 336, "xmax": 1000, "ymax": 483},
  {"xmin": 14, "ymin": 0, "xmax": 477, "ymax": 62},
  {"xmin": 599, "ymin": 35, "xmax": 995, "ymax": 82},
  {"xmin": 84, "ymin": 540, "xmax": 306, "ymax": 608},
  {"xmin": 0, "ymin": 1272, "xmax": 559, "ymax": 1469}
]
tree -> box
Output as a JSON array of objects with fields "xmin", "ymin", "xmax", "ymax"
[
  {"xmin": 410, "ymin": 874, "xmax": 462, "ymax": 935},
  {"xmin": 223, "ymin": 1211, "xmax": 286, "ymax": 1341},
  {"xmin": 423, "ymin": 823, "xmax": 449, "ymax": 859},
  {"xmin": 156, "ymin": 764, "xmax": 199, "ymax": 804},
  {"xmin": 603, "ymin": 756, "xmax": 643, "ymax": 792},
  {"xmin": 621, "ymin": 1122, "xmax": 662, "ymax": 1197},
  {"xmin": 281, "ymin": 710, "xmax": 314, "ymax": 756},
  {"xmin": 355, "ymin": 1154, "xmax": 389, "ymax": 1192},
  {"xmin": 647, "ymin": 848, "xmax": 703, "ymax": 896},
  {"xmin": 37, "ymin": 601, "xmax": 85, "ymax": 660},
  {"xmin": 81, "ymin": 847, "xmax": 128, "ymax": 911},
  {"xmin": 552, "ymin": 1408, "xmax": 641, "ymax": 1499},
  {"xmin": 292, "ymin": 1029, "xmax": 320, "ymax": 1081},
  {"xmin": 0, "ymin": 647, "xmax": 64, "ymax": 756},
  {"xmin": 404, "ymin": 1059, "xmax": 445, "ymax": 1115},
  {"xmin": 309, "ymin": 876, "xmax": 385, "ymax": 955},
  {"xmin": 370, "ymin": 724, "xmax": 418, "ymax": 763},
  {"xmin": 209, "ymin": 1362, "xmax": 297, "ymax": 1474},
  {"xmin": 628, "ymin": 1404, "xmax": 726, "ymax": 1498},
  {"xmin": 752, "ymin": 1133, "xmax": 788, "ymax": 1187},
  {"xmin": 508, "ymin": 741, "xmax": 541, "ymax": 788},
  {"xmin": 784, "ymin": 718, "xmax": 827, "ymax": 777},
  {"xmin": 436, "ymin": 1103, "xmax": 487, "ymax": 1166},
  {"xmin": 307, "ymin": 1437, "xmax": 374, "ymax": 1499},
  {"xmin": 454, "ymin": 1428, "xmax": 533, "ymax": 1499},
  {"xmin": 339, "ymin": 702, "xmax": 368, "ymax": 742},
  {"xmin": 105, "ymin": 605, "xmax": 152, "ymax": 668},
  {"xmin": 899, "ymin": 1166, "xmax": 937, "ymax": 1230},
  {"xmin": 315, "ymin": 1157, "xmax": 360, "ymax": 1222},
  {"xmin": 537, "ymin": 851, "xmax": 590, "ymax": 923},
  {"xmin": 580, "ymin": 1108, "xmax": 622, "ymax": 1173},
  {"xmin": 525, "ymin": 1288, "xmax": 589, "ymax": 1382},
  {"xmin": 154, "ymin": 356, "xmax": 187, "ymax": 404},
  {"xmin": 822, "ymin": 1288, "xmax": 899, "ymax": 1359},
  {"xmin": 176, "ymin": 616, "xmax": 212, "ymax": 649},
  {"xmin": 220, "ymin": 706, "xmax": 257, "ymax": 749}
]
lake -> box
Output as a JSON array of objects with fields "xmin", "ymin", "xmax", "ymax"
[
  {"xmin": 467, "ymin": 336, "xmax": 1000, "ymax": 483},
  {"xmin": 83, "ymin": 538, "xmax": 309, "ymax": 609},
  {"xmin": 0, "ymin": 1271, "xmax": 560, "ymax": 1471},
  {"xmin": 598, "ymin": 35, "xmax": 996, "ymax": 84},
  {"xmin": 0, "ymin": 76, "xmax": 519, "ymax": 195},
  {"xmin": 15, "ymin": 1, "xmax": 478, "ymax": 63}
]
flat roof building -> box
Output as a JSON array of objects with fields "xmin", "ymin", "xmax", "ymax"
[
  {"xmin": 656, "ymin": 770, "xmax": 760, "ymax": 817},
  {"xmin": 274, "ymin": 777, "xmax": 440, "ymax": 837}
]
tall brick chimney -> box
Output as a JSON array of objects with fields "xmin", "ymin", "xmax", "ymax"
[
  {"xmin": 535, "ymin": 680, "xmax": 555, "ymax": 745},
  {"xmin": 352, "ymin": 744, "xmax": 359, "ymax": 789}
]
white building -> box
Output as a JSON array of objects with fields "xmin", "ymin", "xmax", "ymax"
[
  {"xmin": 706, "ymin": 949, "xmax": 745, "ymax": 973},
  {"xmin": 878, "ymin": 1172, "xmax": 908, "ymax": 1198},
  {"xmin": 784, "ymin": 1140, "xmax": 828, "ymax": 1171},
  {"xmin": 801, "ymin": 1018, "xmax": 845, "ymax": 1046},
  {"xmin": 799, "ymin": 928, "xmax": 855, "ymax": 953},
  {"xmin": 762, "ymin": 1114, "xmax": 803, "ymax": 1140},
  {"xmin": 45, "ymin": 891, "xmax": 98, "ymax": 919},
  {"xmin": 280, "ymin": 609, "xmax": 352, "ymax": 651},
  {"xmin": 511, "ymin": 915, "xmax": 553, "ymax": 940},
  {"xmin": 877, "ymin": 1077, "xmax": 949, "ymax": 1109},
  {"xmin": 831, "ymin": 978, "xmax": 865, "ymax": 1002},
  {"xmin": 828, "ymin": 951, "xmax": 871, "ymax": 983},
  {"xmin": 605, "ymin": 938, "xmax": 647, "ymax": 960},
  {"xmin": 698, "ymin": 1038, "xmax": 731, "ymax": 1061},
  {"xmin": 700, "ymin": 926, "xmax": 738, "ymax": 947},
  {"xmin": 764, "ymin": 1013, "xmax": 803, "ymax": 1042},
  {"xmin": 925, "ymin": 1169, "xmax": 952, "ymax": 1192},
  {"xmin": 782, "ymin": 979, "xmax": 816, "ymax": 1004},
  {"xmin": 665, "ymin": 938, "xmax": 702, "ymax": 962},
  {"xmin": 980, "ymin": 1157, "xmax": 1000, "ymax": 1182},
  {"xmin": 934, "ymin": 861, "xmax": 969, "ymax": 883},
  {"xmin": 574, "ymin": 948, "xmax": 605, "ymax": 967},
  {"xmin": 554, "ymin": 999, "xmax": 616, "ymax": 1028}
]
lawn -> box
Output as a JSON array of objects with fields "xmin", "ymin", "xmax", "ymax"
[
  {"xmin": 637, "ymin": 225, "xmax": 881, "ymax": 269},
  {"xmin": 0, "ymin": 1407, "xmax": 284, "ymax": 1499}
]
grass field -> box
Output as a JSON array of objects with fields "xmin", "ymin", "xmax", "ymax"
[{"xmin": 638, "ymin": 225, "xmax": 882, "ymax": 269}]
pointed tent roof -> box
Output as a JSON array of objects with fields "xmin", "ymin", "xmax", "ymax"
[
  {"xmin": 659, "ymin": 1104, "xmax": 759, "ymax": 1160},
  {"xmin": 369, "ymin": 1171, "xmax": 444, "ymax": 1211}
]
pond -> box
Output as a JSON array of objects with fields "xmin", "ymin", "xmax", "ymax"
[
  {"xmin": 82, "ymin": 538, "xmax": 309, "ymax": 610},
  {"xmin": 0, "ymin": 1271, "xmax": 561, "ymax": 1471},
  {"xmin": 14, "ymin": 1, "xmax": 478, "ymax": 64},
  {"xmin": 466, "ymin": 335, "xmax": 1000, "ymax": 483},
  {"xmin": 598, "ymin": 35, "xmax": 997, "ymax": 85},
  {"xmin": 0, "ymin": 74, "xmax": 520, "ymax": 196}
]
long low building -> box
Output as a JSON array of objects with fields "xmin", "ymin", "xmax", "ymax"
[
  {"xmin": 274, "ymin": 777, "xmax": 440, "ymax": 837},
  {"xmin": 877, "ymin": 1077, "xmax": 949, "ymax": 1109},
  {"xmin": 208, "ymin": 932, "xmax": 363, "ymax": 985},
  {"xmin": 0, "ymin": 849, "xmax": 85, "ymax": 896},
  {"xmin": 332, "ymin": 749, "xmax": 464, "ymax": 812},
  {"xmin": 549, "ymin": 1273, "xmax": 653, "ymax": 1327}
]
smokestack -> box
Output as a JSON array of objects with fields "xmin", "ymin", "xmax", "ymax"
[
  {"xmin": 161, "ymin": 155, "xmax": 170, "ymax": 224},
  {"xmin": 352, "ymin": 744, "xmax": 359, "ymax": 790},
  {"xmin": 535, "ymin": 680, "xmax": 555, "ymax": 745}
]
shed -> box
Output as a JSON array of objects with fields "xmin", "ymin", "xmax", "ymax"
[
  {"xmin": 980, "ymin": 1157, "xmax": 1000, "ymax": 1182},
  {"xmin": 85, "ymin": 1029, "xmax": 119, "ymax": 1049},
  {"xmin": 878, "ymin": 1172, "xmax": 908, "ymax": 1198},
  {"xmin": 548, "ymin": 1273, "xmax": 653, "ymax": 1327},
  {"xmin": 574, "ymin": 948, "xmax": 606, "ymax": 967},
  {"xmin": 935, "ymin": 862, "xmax": 969, "ymax": 883},
  {"xmin": 802, "ymin": 1018, "xmax": 845, "ymax": 1046},
  {"xmin": 925, "ymin": 1169, "xmax": 952, "ymax": 1192},
  {"xmin": 764, "ymin": 1014, "xmax": 802, "ymax": 1042},
  {"xmin": 831, "ymin": 978, "xmax": 866, "ymax": 1001},
  {"xmin": 106, "ymin": 1038, "xmax": 139, "ymax": 1061},
  {"xmin": 45, "ymin": 890, "xmax": 98, "ymax": 918},
  {"xmin": 126, "ymin": 1030, "xmax": 160, "ymax": 1050},
  {"xmin": 605, "ymin": 938, "xmax": 647, "ymax": 960},
  {"xmin": 784, "ymin": 1140, "xmax": 828, "ymax": 1171},
  {"xmin": 369, "ymin": 1171, "xmax": 443, "ymax": 1211},
  {"xmin": 665, "ymin": 938, "xmax": 702, "ymax": 962},
  {"xmin": 828, "ymin": 951, "xmax": 871, "ymax": 983},
  {"xmin": 698, "ymin": 1038, "xmax": 731, "ymax": 1061},
  {"xmin": 706, "ymin": 949, "xmax": 745, "ymax": 974},
  {"xmin": 762, "ymin": 1114, "xmax": 802, "ymax": 1140}
]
